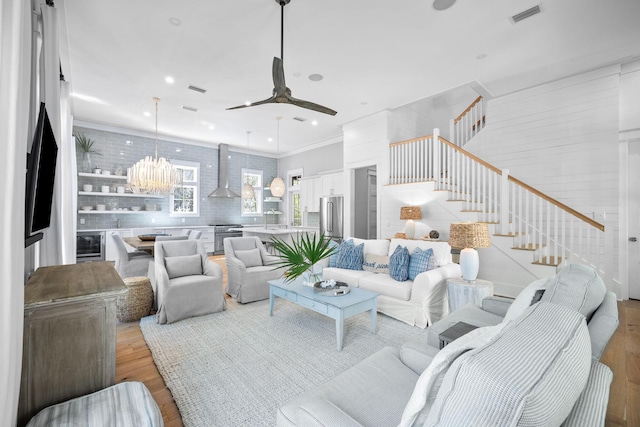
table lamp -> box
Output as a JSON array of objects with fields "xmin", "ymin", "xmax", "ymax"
[
  {"xmin": 400, "ymin": 206, "xmax": 422, "ymax": 239},
  {"xmin": 448, "ymin": 222, "xmax": 491, "ymax": 282}
]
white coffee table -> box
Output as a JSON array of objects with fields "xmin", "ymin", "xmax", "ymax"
[{"xmin": 269, "ymin": 278, "xmax": 379, "ymax": 351}]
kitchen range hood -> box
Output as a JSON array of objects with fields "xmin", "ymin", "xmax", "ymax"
[{"xmin": 208, "ymin": 143, "xmax": 240, "ymax": 198}]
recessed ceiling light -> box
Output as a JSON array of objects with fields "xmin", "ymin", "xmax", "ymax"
[
  {"xmin": 476, "ymin": 53, "xmax": 487, "ymax": 60},
  {"xmin": 209, "ymin": 125, "xmax": 215, "ymax": 130},
  {"xmin": 169, "ymin": 17, "xmax": 181, "ymax": 26},
  {"xmin": 268, "ymin": 137, "xmax": 273, "ymax": 142},
  {"xmin": 165, "ymin": 76, "xmax": 175, "ymax": 84},
  {"xmin": 433, "ymin": 0, "xmax": 456, "ymax": 11},
  {"xmin": 311, "ymin": 120, "xmax": 318, "ymax": 126},
  {"xmin": 308, "ymin": 74, "xmax": 323, "ymax": 82},
  {"xmin": 143, "ymin": 112, "xmax": 151, "ymax": 117},
  {"xmin": 244, "ymin": 100, "xmax": 251, "ymax": 106}
]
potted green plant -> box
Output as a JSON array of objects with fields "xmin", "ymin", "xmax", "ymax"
[
  {"xmin": 270, "ymin": 232, "xmax": 337, "ymax": 283},
  {"xmin": 74, "ymin": 133, "xmax": 102, "ymax": 172}
]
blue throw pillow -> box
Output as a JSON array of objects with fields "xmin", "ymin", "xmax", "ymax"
[
  {"xmin": 408, "ymin": 247, "xmax": 434, "ymax": 281},
  {"xmin": 389, "ymin": 245, "xmax": 410, "ymax": 282},
  {"xmin": 327, "ymin": 239, "xmax": 341, "ymax": 268},
  {"xmin": 336, "ymin": 242, "xmax": 364, "ymax": 270}
]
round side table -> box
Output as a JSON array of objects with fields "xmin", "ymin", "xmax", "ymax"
[
  {"xmin": 116, "ymin": 276, "xmax": 153, "ymax": 322},
  {"xmin": 446, "ymin": 278, "xmax": 494, "ymax": 313}
]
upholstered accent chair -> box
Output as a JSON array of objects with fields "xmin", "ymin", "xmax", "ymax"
[
  {"xmin": 188, "ymin": 230, "xmax": 202, "ymax": 239},
  {"xmin": 223, "ymin": 236, "xmax": 287, "ymax": 303},
  {"xmin": 111, "ymin": 232, "xmax": 153, "ymax": 279},
  {"xmin": 153, "ymin": 240, "xmax": 225, "ymax": 324}
]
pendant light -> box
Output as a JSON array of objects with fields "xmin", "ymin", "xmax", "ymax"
[
  {"xmin": 270, "ymin": 116, "xmax": 286, "ymax": 197},
  {"xmin": 241, "ymin": 131, "xmax": 256, "ymax": 199},
  {"xmin": 127, "ymin": 97, "xmax": 182, "ymax": 194}
]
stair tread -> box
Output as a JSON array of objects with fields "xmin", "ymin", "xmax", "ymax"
[
  {"xmin": 512, "ymin": 243, "xmax": 545, "ymax": 251},
  {"xmin": 533, "ymin": 256, "xmax": 563, "ymax": 267}
]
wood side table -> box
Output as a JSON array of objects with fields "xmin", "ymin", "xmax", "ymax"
[{"xmin": 446, "ymin": 278, "xmax": 493, "ymax": 313}]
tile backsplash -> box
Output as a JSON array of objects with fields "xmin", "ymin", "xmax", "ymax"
[{"xmin": 75, "ymin": 126, "xmax": 278, "ymax": 230}]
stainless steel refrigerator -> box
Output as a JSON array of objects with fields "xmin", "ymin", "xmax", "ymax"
[{"xmin": 320, "ymin": 196, "xmax": 344, "ymax": 240}]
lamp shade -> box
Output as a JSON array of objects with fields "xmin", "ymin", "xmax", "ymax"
[
  {"xmin": 270, "ymin": 177, "xmax": 285, "ymax": 197},
  {"xmin": 400, "ymin": 206, "xmax": 422, "ymax": 220},
  {"xmin": 448, "ymin": 222, "xmax": 491, "ymax": 249}
]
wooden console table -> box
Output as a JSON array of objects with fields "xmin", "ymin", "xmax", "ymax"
[{"xmin": 18, "ymin": 262, "xmax": 126, "ymax": 426}]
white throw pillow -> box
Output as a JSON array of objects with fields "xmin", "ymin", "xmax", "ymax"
[
  {"xmin": 164, "ymin": 254, "xmax": 203, "ymax": 279},
  {"xmin": 503, "ymin": 275, "xmax": 553, "ymax": 323},
  {"xmin": 235, "ymin": 248, "xmax": 263, "ymax": 268},
  {"xmin": 362, "ymin": 253, "xmax": 390, "ymax": 274}
]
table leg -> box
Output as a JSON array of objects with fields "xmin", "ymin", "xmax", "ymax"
[
  {"xmin": 370, "ymin": 299, "xmax": 377, "ymax": 334},
  {"xmin": 336, "ymin": 310, "xmax": 344, "ymax": 351},
  {"xmin": 269, "ymin": 285, "xmax": 275, "ymax": 316}
]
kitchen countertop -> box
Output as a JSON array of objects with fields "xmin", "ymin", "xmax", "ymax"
[{"xmin": 232, "ymin": 227, "xmax": 317, "ymax": 235}]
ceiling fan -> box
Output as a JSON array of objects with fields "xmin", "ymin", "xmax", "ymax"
[{"xmin": 226, "ymin": 0, "xmax": 337, "ymax": 116}]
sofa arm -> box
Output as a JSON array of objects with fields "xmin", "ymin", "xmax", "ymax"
[
  {"xmin": 295, "ymin": 398, "xmax": 364, "ymax": 427},
  {"xmin": 561, "ymin": 360, "xmax": 612, "ymax": 427},
  {"xmin": 400, "ymin": 340, "xmax": 439, "ymax": 375},
  {"xmin": 481, "ymin": 296, "xmax": 513, "ymax": 317},
  {"xmin": 411, "ymin": 263, "xmax": 462, "ymax": 325}
]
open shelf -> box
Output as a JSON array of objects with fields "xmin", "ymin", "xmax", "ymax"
[
  {"xmin": 78, "ymin": 172, "xmax": 127, "ymax": 181},
  {"xmin": 77, "ymin": 210, "xmax": 157, "ymax": 214},
  {"xmin": 78, "ymin": 191, "xmax": 163, "ymax": 199}
]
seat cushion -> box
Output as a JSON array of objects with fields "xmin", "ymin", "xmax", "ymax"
[
  {"xmin": 277, "ymin": 347, "xmax": 419, "ymax": 427},
  {"xmin": 360, "ymin": 273, "xmax": 413, "ymax": 301},
  {"xmin": 322, "ymin": 267, "xmax": 374, "ymax": 287}
]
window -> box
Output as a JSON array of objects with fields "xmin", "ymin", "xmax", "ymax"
[
  {"xmin": 241, "ymin": 168, "xmax": 263, "ymax": 216},
  {"xmin": 170, "ymin": 160, "xmax": 199, "ymax": 217}
]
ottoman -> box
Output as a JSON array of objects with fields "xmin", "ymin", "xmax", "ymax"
[{"xmin": 117, "ymin": 276, "xmax": 153, "ymax": 322}]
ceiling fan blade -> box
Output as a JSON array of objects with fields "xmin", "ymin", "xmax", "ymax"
[
  {"xmin": 226, "ymin": 95, "xmax": 278, "ymax": 111},
  {"xmin": 272, "ymin": 57, "xmax": 286, "ymax": 94},
  {"xmin": 287, "ymin": 95, "xmax": 338, "ymax": 116}
]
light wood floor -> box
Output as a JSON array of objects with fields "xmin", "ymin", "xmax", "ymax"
[{"xmin": 115, "ymin": 257, "xmax": 640, "ymax": 426}]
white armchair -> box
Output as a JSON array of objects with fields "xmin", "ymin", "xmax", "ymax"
[
  {"xmin": 223, "ymin": 236, "xmax": 286, "ymax": 303},
  {"xmin": 111, "ymin": 232, "xmax": 153, "ymax": 278},
  {"xmin": 153, "ymin": 240, "xmax": 225, "ymax": 324}
]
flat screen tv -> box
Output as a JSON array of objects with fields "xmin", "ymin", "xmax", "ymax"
[{"xmin": 25, "ymin": 102, "xmax": 58, "ymax": 247}]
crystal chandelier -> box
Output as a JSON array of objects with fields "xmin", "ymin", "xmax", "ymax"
[
  {"xmin": 270, "ymin": 117, "xmax": 285, "ymax": 197},
  {"xmin": 127, "ymin": 97, "xmax": 182, "ymax": 195},
  {"xmin": 241, "ymin": 131, "xmax": 255, "ymax": 199}
]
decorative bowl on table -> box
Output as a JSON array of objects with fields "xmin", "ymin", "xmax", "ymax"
[
  {"xmin": 137, "ymin": 234, "xmax": 170, "ymax": 241},
  {"xmin": 313, "ymin": 280, "xmax": 350, "ymax": 296}
]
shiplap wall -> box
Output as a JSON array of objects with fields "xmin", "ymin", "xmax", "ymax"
[{"xmin": 465, "ymin": 65, "xmax": 621, "ymax": 282}]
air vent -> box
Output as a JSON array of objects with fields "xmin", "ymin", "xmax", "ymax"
[
  {"xmin": 187, "ymin": 85, "xmax": 207, "ymax": 93},
  {"xmin": 511, "ymin": 5, "xmax": 541, "ymax": 23},
  {"xmin": 181, "ymin": 105, "xmax": 198, "ymax": 112},
  {"xmin": 293, "ymin": 117, "xmax": 307, "ymax": 122}
]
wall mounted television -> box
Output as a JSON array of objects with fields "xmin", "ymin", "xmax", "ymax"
[{"xmin": 25, "ymin": 102, "xmax": 58, "ymax": 248}]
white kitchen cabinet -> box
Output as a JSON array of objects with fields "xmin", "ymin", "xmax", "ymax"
[
  {"xmin": 321, "ymin": 172, "xmax": 344, "ymax": 196},
  {"xmin": 300, "ymin": 176, "xmax": 321, "ymax": 212},
  {"xmin": 200, "ymin": 230, "xmax": 215, "ymax": 254}
]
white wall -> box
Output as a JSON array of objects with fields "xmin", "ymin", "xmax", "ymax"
[
  {"xmin": 279, "ymin": 141, "xmax": 343, "ymax": 178},
  {"xmin": 466, "ymin": 65, "xmax": 621, "ymax": 287},
  {"xmin": 1, "ymin": 1, "xmax": 32, "ymax": 425}
]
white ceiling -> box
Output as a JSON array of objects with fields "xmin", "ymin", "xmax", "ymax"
[{"xmin": 58, "ymin": 0, "xmax": 640, "ymax": 156}]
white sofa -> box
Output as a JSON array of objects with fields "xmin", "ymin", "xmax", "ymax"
[{"xmin": 321, "ymin": 238, "xmax": 461, "ymax": 328}]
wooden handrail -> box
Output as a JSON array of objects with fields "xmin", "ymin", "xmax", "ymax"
[
  {"xmin": 389, "ymin": 134, "xmax": 434, "ymax": 147},
  {"xmin": 389, "ymin": 134, "xmax": 604, "ymax": 232},
  {"xmin": 453, "ymin": 96, "xmax": 483, "ymax": 124},
  {"xmin": 436, "ymin": 136, "xmax": 604, "ymax": 232}
]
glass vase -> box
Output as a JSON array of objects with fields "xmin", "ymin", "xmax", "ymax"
[{"xmin": 81, "ymin": 152, "xmax": 92, "ymax": 173}]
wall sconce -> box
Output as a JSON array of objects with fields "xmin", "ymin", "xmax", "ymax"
[
  {"xmin": 448, "ymin": 222, "xmax": 491, "ymax": 282},
  {"xmin": 400, "ymin": 206, "xmax": 422, "ymax": 239}
]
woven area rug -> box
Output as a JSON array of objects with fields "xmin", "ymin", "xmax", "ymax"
[{"xmin": 140, "ymin": 297, "xmax": 428, "ymax": 427}]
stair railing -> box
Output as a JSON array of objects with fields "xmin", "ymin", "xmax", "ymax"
[
  {"xmin": 388, "ymin": 130, "xmax": 606, "ymax": 272},
  {"xmin": 451, "ymin": 96, "xmax": 486, "ymax": 147}
]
